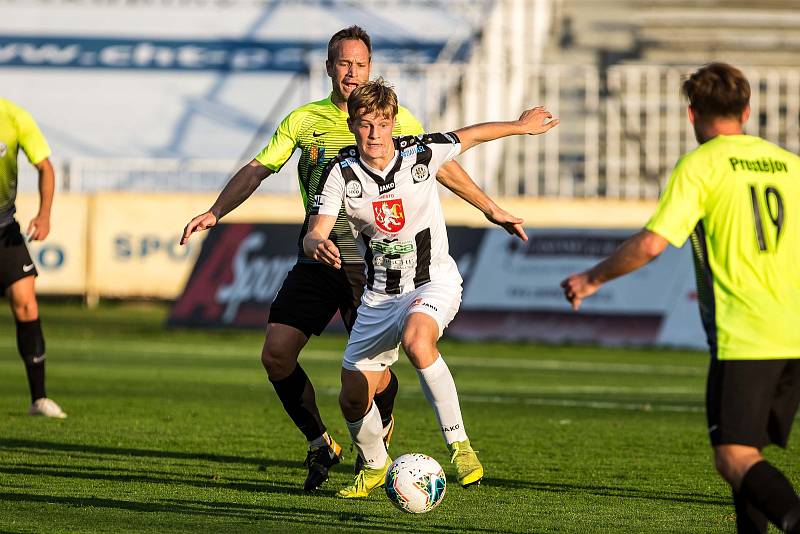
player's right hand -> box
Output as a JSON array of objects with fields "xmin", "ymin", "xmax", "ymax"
[
  {"xmin": 180, "ymin": 211, "xmax": 217, "ymax": 245},
  {"xmin": 560, "ymin": 272, "xmax": 600, "ymax": 311},
  {"xmin": 313, "ymin": 239, "xmax": 341, "ymax": 269}
]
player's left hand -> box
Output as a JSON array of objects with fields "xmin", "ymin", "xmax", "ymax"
[
  {"xmin": 560, "ymin": 272, "xmax": 600, "ymax": 311},
  {"xmin": 517, "ymin": 106, "xmax": 559, "ymax": 136},
  {"xmin": 486, "ymin": 207, "xmax": 528, "ymax": 241},
  {"xmin": 313, "ymin": 239, "xmax": 341, "ymax": 269},
  {"xmin": 27, "ymin": 213, "xmax": 50, "ymax": 241}
]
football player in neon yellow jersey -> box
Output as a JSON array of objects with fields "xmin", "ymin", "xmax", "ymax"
[
  {"xmin": 181, "ymin": 26, "xmax": 528, "ymax": 492},
  {"xmin": 561, "ymin": 63, "xmax": 800, "ymax": 533},
  {"xmin": 0, "ymin": 97, "xmax": 66, "ymax": 419}
]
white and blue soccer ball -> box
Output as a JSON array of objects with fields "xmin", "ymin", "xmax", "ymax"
[{"xmin": 384, "ymin": 453, "xmax": 447, "ymax": 514}]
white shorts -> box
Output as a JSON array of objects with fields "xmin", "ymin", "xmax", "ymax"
[{"xmin": 342, "ymin": 280, "xmax": 462, "ymax": 372}]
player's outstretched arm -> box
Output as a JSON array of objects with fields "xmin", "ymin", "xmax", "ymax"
[
  {"xmin": 27, "ymin": 158, "xmax": 55, "ymax": 241},
  {"xmin": 303, "ymin": 214, "xmax": 341, "ymax": 269},
  {"xmin": 436, "ymin": 160, "xmax": 527, "ymax": 241},
  {"xmin": 560, "ymin": 229, "xmax": 668, "ymax": 310},
  {"xmin": 454, "ymin": 106, "xmax": 559, "ymax": 153},
  {"xmin": 180, "ymin": 160, "xmax": 272, "ymax": 245}
]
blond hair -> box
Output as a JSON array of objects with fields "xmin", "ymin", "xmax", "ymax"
[{"xmin": 347, "ymin": 77, "xmax": 398, "ymax": 120}]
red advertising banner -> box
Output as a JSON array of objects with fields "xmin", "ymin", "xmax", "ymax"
[
  {"xmin": 168, "ymin": 223, "xmax": 299, "ymax": 328},
  {"xmin": 169, "ymin": 224, "xmax": 706, "ymax": 349}
]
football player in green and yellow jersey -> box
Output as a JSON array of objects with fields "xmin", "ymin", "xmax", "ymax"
[
  {"xmin": 561, "ymin": 63, "xmax": 800, "ymax": 534},
  {"xmin": 0, "ymin": 97, "xmax": 66, "ymax": 419}
]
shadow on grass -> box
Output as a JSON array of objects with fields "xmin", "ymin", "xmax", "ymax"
[
  {"xmin": 484, "ymin": 477, "xmax": 729, "ymax": 506},
  {"xmin": 0, "ymin": 464, "xmax": 305, "ymax": 496},
  {"xmin": 0, "ymin": 492, "xmax": 510, "ymax": 533},
  {"xmin": 0, "ymin": 438, "xmax": 299, "ymax": 470}
]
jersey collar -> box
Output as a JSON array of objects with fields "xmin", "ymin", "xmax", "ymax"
[
  {"xmin": 359, "ymin": 148, "xmax": 402, "ymax": 185},
  {"xmin": 325, "ymin": 93, "xmax": 349, "ymax": 117}
]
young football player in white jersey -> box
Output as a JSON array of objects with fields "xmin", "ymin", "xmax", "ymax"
[{"xmin": 304, "ymin": 78, "xmax": 558, "ymax": 498}]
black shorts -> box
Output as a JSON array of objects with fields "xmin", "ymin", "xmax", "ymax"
[
  {"xmin": 706, "ymin": 357, "xmax": 800, "ymax": 448},
  {"xmin": 0, "ymin": 221, "xmax": 38, "ymax": 293},
  {"xmin": 268, "ymin": 261, "xmax": 366, "ymax": 338}
]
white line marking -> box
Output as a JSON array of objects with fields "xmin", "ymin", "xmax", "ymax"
[
  {"xmin": 0, "ymin": 338, "xmax": 705, "ymax": 377},
  {"xmin": 313, "ymin": 387, "xmax": 703, "ymax": 414}
]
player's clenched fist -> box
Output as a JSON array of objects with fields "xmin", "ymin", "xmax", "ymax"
[
  {"xmin": 560, "ymin": 272, "xmax": 600, "ymax": 311},
  {"xmin": 516, "ymin": 106, "xmax": 559, "ymax": 136},
  {"xmin": 180, "ymin": 211, "xmax": 218, "ymax": 245},
  {"xmin": 312, "ymin": 239, "xmax": 341, "ymax": 269}
]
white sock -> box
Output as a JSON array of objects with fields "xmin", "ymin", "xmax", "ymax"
[
  {"xmin": 416, "ymin": 355, "xmax": 468, "ymax": 445},
  {"xmin": 345, "ymin": 402, "xmax": 387, "ymax": 468}
]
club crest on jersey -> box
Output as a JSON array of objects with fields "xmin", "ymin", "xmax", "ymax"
[
  {"xmin": 412, "ymin": 163, "xmax": 429, "ymax": 183},
  {"xmin": 372, "ymin": 199, "xmax": 405, "ymax": 233},
  {"xmin": 309, "ymin": 144, "xmax": 325, "ymax": 165},
  {"xmin": 346, "ymin": 180, "xmax": 362, "ymax": 198}
]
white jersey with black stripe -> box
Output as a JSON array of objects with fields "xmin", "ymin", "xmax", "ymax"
[{"xmin": 312, "ymin": 132, "xmax": 463, "ymax": 296}]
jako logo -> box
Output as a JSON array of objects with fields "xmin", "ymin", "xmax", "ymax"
[{"xmin": 441, "ymin": 424, "xmax": 461, "ymax": 432}]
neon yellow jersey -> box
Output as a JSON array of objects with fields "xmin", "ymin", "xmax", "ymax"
[
  {"xmin": 0, "ymin": 98, "xmax": 51, "ymax": 225},
  {"xmin": 255, "ymin": 93, "xmax": 424, "ymax": 263},
  {"xmin": 646, "ymin": 135, "xmax": 800, "ymax": 360}
]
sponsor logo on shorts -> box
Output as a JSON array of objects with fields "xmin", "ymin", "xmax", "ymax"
[
  {"xmin": 412, "ymin": 298, "xmax": 438, "ymax": 312},
  {"xmin": 421, "ymin": 301, "xmax": 438, "ymax": 312},
  {"xmin": 22, "ymin": 263, "xmax": 35, "ymax": 272}
]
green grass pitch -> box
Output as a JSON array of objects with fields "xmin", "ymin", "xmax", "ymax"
[{"xmin": 0, "ymin": 302, "xmax": 797, "ymax": 533}]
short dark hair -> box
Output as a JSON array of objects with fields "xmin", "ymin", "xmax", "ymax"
[
  {"xmin": 347, "ymin": 77, "xmax": 398, "ymax": 121},
  {"xmin": 682, "ymin": 63, "xmax": 750, "ymax": 119},
  {"xmin": 327, "ymin": 25, "xmax": 372, "ymax": 64}
]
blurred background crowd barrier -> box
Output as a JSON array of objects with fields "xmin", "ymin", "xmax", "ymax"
[{"xmin": 5, "ymin": 0, "xmax": 798, "ymax": 347}]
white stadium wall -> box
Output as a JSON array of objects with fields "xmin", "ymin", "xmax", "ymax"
[{"xmin": 0, "ymin": 1, "xmax": 474, "ymax": 163}]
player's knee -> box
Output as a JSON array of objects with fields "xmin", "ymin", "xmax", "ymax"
[
  {"xmin": 338, "ymin": 389, "xmax": 368, "ymax": 420},
  {"xmin": 401, "ymin": 337, "xmax": 436, "ymax": 368},
  {"xmin": 338, "ymin": 375, "xmax": 369, "ymax": 420},
  {"xmin": 11, "ymin": 299, "xmax": 38, "ymax": 322},
  {"xmin": 260, "ymin": 342, "xmax": 298, "ymax": 380},
  {"xmin": 713, "ymin": 445, "xmax": 761, "ymax": 486}
]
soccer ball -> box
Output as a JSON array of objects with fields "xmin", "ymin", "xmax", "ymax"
[{"xmin": 384, "ymin": 453, "xmax": 446, "ymax": 514}]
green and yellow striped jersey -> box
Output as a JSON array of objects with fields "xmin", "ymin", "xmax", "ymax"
[
  {"xmin": 646, "ymin": 135, "xmax": 800, "ymax": 360},
  {"xmin": 0, "ymin": 97, "xmax": 51, "ymax": 226},
  {"xmin": 255, "ymin": 93, "xmax": 424, "ymax": 263}
]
